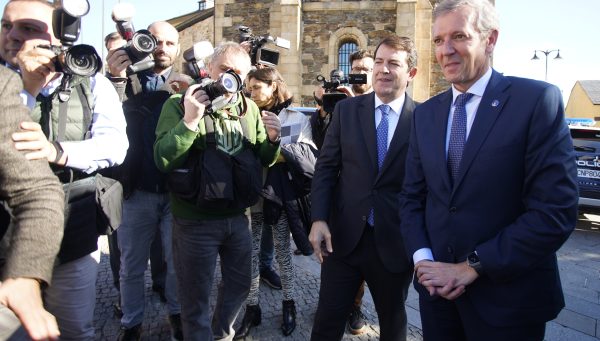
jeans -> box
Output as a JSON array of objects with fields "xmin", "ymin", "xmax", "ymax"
[
  {"xmin": 44, "ymin": 251, "xmax": 100, "ymax": 341},
  {"xmin": 118, "ymin": 190, "xmax": 180, "ymax": 328},
  {"xmin": 172, "ymin": 213, "xmax": 251, "ymax": 341},
  {"xmin": 258, "ymin": 224, "xmax": 274, "ymax": 272}
]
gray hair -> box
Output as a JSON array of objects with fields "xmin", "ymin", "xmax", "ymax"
[
  {"xmin": 433, "ymin": 0, "xmax": 499, "ymax": 38},
  {"xmin": 210, "ymin": 41, "xmax": 251, "ymax": 77}
]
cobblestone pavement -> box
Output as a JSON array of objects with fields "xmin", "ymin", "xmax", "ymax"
[
  {"xmin": 94, "ymin": 223, "xmax": 600, "ymax": 340},
  {"xmin": 93, "ymin": 236, "xmax": 423, "ymax": 340}
]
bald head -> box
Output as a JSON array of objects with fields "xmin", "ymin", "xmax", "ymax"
[{"xmin": 148, "ymin": 21, "xmax": 180, "ymax": 73}]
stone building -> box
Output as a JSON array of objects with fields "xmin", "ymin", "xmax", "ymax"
[{"xmin": 167, "ymin": 0, "xmax": 457, "ymax": 106}]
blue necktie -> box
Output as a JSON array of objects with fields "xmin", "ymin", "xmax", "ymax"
[
  {"xmin": 368, "ymin": 104, "xmax": 391, "ymax": 226},
  {"xmin": 447, "ymin": 93, "xmax": 474, "ymax": 184}
]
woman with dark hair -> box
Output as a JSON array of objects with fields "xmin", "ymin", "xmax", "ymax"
[{"xmin": 234, "ymin": 67, "xmax": 316, "ymax": 338}]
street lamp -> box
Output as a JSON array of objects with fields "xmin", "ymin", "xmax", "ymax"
[{"xmin": 531, "ymin": 49, "xmax": 562, "ymax": 81}]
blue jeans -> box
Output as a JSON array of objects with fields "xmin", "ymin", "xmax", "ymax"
[
  {"xmin": 118, "ymin": 190, "xmax": 180, "ymax": 327},
  {"xmin": 259, "ymin": 224, "xmax": 274, "ymax": 271},
  {"xmin": 172, "ymin": 213, "xmax": 251, "ymax": 341}
]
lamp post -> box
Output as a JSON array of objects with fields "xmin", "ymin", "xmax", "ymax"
[{"xmin": 531, "ymin": 49, "xmax": 562, "ymax": 81}]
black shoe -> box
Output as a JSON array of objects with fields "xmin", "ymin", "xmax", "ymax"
[
  {"xmin": 152, "ymin": 285, "xmax": 167, "ymax": 303},
  {"xmin": 168, "ymin": 314, "xmax": 183, "ymax": 341},
  {"xmin": 234, "ymin": 305, "xmax": 261, "ymax": 340},
  {"xmin": 117, "ymin": 324, "xmax": 141, "ymax": 341},
  {"xmin": 113, "ymin": 301, "xmax": 123, "ymax": 319},
  {"xmin": 260, "ymin": 268, "xmax": 282, "ymax": 290},
  {"xmin": 348, "ymin": 306, "xmax": 366, "ymax": 335},
  {"xmin": 281, "ymin": 299, "xmax": 296, "ymax": 336}
]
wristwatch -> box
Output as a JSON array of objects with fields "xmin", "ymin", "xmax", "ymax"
[
  {"xmin": 51, "ymin": 141, "xmax": 64, "ymax": 163},
  {"xmin": 467, "ymin": 251, "xmax": 483, "ymax": 274}
]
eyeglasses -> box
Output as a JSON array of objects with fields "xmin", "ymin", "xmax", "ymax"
[{"xmin": 351, "ymin": 67, "xmax": 373, "ymax": 73}]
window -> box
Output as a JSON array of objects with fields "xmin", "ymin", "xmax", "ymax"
[{"xmin": 338, "ymin": 41, "xmax": 358, "ymax": 77}]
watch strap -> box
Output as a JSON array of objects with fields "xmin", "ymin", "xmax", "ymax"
[{"xmin": 51, "ymin": 141, "xmax": 64, "ymax": 163}]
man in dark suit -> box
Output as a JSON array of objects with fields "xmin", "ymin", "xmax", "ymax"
[
  {"xmin": 309, "ymin": 35, "xmax": 418, "ymax": 341},
  {"xmin": 399, "ymin": 0, "xmax": 578, "ymax": 340}
]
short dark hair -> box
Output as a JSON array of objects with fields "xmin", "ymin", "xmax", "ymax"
[
  {"xmin": 349, "ymin": 49, "xmax": 374, "ymax": 66},
  {"xmin": 374, "ymin": 35, "xmax": 418, "ymax": 70},
  {"xmin": 247, "ymin": 67, "xmax": 292, "ymax": 105},
  {"xmin": 104, "ymin": 32, "xmax": 122, "ymax": 48}
]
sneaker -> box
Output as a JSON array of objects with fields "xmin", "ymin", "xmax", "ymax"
[
  {"xmin": 348, "ymin": 306, "xmax": 366, "ymax": 335},
  {"xmin": 116, "ymin": 324, "xmax": 141, "ymax": 341},
  {"xmin": 260, "ymin": 267, "xmax": 282, "ymax": 290},
  {"xmin": 168, "ymin": 314, "xmax": 183, "ymax": 341}
]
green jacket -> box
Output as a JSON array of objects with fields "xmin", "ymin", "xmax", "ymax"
[{"xmin": 154, "ymin": 93, "xmax": 280, "ymax": 220}]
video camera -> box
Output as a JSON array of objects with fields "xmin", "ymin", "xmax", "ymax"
[
  {"xmin": 237, "ymin": 25, "xmax": 290, "ymax": 67},
  {"xmin": 112, "ymin": 3, "xmax": 157, "ymax": 74},
  {"xmin": 40, "ymin": 0, "xmax": 101, "ymax": 78},
  {"xmin": 316, "ymin": 69, "xmax": 367, "ymax": 113}
]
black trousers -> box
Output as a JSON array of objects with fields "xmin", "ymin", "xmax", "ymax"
[
  {"xmin": 419, "ymin": 293, "xmax": 546, "ymax": 341},
  {"xmin": 310, "ymin": 226, "xmax": 413, "ymax": 341}
]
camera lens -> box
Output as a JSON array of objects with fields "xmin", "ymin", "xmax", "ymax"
[
  {"xmin": 63, "ymin": 44, "xmax": 101, "ymax": 77},
  {"xmin": 221, "ymin": 71, "xmax": 241, "ymax": 93},
  {"xmin": 131, "ymin": 30, "xmax": 157, "ymax": 54}
]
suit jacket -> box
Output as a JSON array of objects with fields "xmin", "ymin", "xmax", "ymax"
[
  {"xmin": 400, "ymin": 70, "xmax": 578, "ymax": 326},
  {"xmin": 311, "ymin": 92, "xmax": 416, "ymax": 273},
  {"xmin": 0, "ymin": 65, "xmax": 64, "ymax": 284}
]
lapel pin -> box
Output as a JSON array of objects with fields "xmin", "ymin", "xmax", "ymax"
[{"xmin": 491, "ymin": 100, "xmax": 500, "ymax": 107}]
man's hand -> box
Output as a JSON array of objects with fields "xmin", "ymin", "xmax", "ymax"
[
  {"xmin": 12, "ymin": 122, "xmax": 62, "ymax": 164},
  {"xmin": 169, "ymin": 74, "xmax": 194, "ymax": 93},
  {"xmin": 0, "ymin": 278, "xmax": 60, "ymax": 341},
  {"xmin": 182, "ymin": 85, "xmax": 210, "ymax": 131},
  {"xmin": 260, "ymin": 110, "xmax": 281, "ymax": 143},
  {"xmin": 415, "ymin": 261, "xmax": 478, "ymax": 300},
  {"xmin": 16, "ymin": 40, "xmax": 57, "ymax": 98},
  {"xmin": 106, "ymin": 48, "xmax": 131, "ymax": 78},
  {"xmin": 309, "ymin": 220, "xmax": 333, "ymax": 263}
]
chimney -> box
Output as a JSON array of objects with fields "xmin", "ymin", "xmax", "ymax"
[{"xmin": 198, "ymin": 1, "xmax": 214, "ymax": 11}]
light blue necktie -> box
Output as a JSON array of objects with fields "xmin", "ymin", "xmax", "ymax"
[
  {"xmin": 368, "ymin": 104, "xmax": 391, "ymax": 226},
  {"xmin": 447, "ymin": 93, "xmax": 474, "ymax": 184}
]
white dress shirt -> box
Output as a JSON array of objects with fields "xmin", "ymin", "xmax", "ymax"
[
  {"xmin": 22, "ymin": 73, "xmax": 128, "ymax": 173},
  {"xmin": 412, "ymin": 67, "xmax": 493, "ymax": 265},
  {"xmin": 374, "ymin": 92, "xmax": 406, "ymax": 147}
]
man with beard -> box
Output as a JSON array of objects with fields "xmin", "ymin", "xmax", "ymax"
[{"xmin": 106, "ymin": 21, "xmax": 182, "ymax": 341}]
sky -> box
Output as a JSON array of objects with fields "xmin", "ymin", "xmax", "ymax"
[{"xmin": 0, "ymin": 0, "xmax": 598, "ymax": 103}]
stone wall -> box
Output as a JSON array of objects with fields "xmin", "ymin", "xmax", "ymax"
[{"xmin": 175, "ymin": 17, "xmax": 214, "ymax": 73}]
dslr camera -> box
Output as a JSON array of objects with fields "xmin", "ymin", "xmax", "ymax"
[
  {"xmin": 317, "ymin": 69, "xmax": 367, "ymax": 113},
  {"xmin": 182, "ymin": 41, "xmax": 213, "ymax": 81},
  {"xmin": 237, "ymin": 25, "xmax": 290, "ymax": 67},
  {"xmin": 112, "ymin": 3, "xmax": 157, "ymax": 74},
  {"xmin": 40, "ymin": 0, "xmax": 101, "ymax": 78},
  {"xmin": 181, "ymin": 41, "xmax": 243, "ymax": 114}
]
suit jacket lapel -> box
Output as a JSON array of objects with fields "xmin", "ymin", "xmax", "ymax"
[
  {"xmin": 378, "ymin": 95, "xmax": 415, "ymax": 177},
  {"xmin": 434, "ymin": 89, "xmax": 454, "ymax": 192},
  {"xmin": 358, "ymin": 93, "xmax": 378, "ymax": 173},
  {"xmin": 452, "ymin": 70, "xmax": 511, "ymax": 194}
]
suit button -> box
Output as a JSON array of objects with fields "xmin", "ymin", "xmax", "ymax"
[
  {"xmin": 361, "ymin": 216, "xmax": 366, "ymax": 221},
  {"xmin": 449, "ymin": 207, "xmax": 457, "ymax": 213},
  {"xmin": 447, "ymin": 246, "xmax": 454, "ymax": 254},
  {"xmin": 372, "ymin": 190, "xmax": 378, "ymax": 195}
]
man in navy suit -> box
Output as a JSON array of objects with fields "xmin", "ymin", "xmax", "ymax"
[
  {"xmin": 399, "ymin": 0, "xmax": 578, "ymax": 340},
  {"xmin": 309, "ymin": 35, "xmax": 418, "ymax": 341}
]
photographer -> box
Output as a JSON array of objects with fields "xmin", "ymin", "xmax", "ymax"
[
  {"xmin": 154, "ymin": 42, "xmax": 281, "ymax": 340},
  {"xmin": 0, "ymin": 0, "xmax": 128, "ymax": 339},
  {"xmin": 311, "ymin": 49, "xmax": 374, "ymax": 150},
  {"xmin": 235, "ymin": 67, "xmax": 316, "ymax": 338},
  {"xmin": 105, "ymin": 21, "xmax": 182, "ymax": 341}
]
